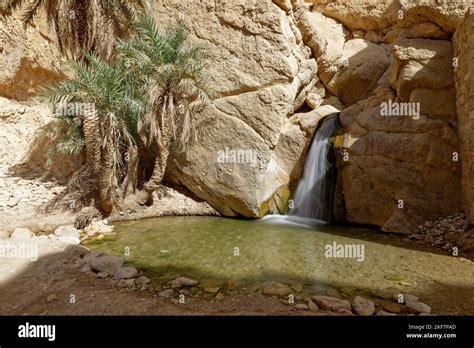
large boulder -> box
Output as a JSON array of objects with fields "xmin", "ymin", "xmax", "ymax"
[
  {"xmin": 156, "ymin": 0, "xmax": 320, "ymax": 217},
  {"xmin": 327, "ymin": 39, "xmax": 390, "ymax": 106}
]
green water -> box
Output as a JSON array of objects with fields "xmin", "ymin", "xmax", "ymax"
[{"xmin": 85, "ymin": 216, "xmax": 474, "ymax": 314}]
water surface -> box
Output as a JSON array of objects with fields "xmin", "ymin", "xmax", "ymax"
[{"xmin": 86, "ymin": 216, "xmax": 474, "ymax": 314}]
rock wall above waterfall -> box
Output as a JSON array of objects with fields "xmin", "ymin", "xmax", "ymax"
[{"xmin": 454, "ymin": 9, "xmax": 474, "ymax": 223}]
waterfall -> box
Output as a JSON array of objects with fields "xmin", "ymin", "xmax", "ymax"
[{"xmin": 289, "ymin": 114, "xmax": 339, "ymax": 222}]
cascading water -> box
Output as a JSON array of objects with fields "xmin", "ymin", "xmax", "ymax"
[{"xmin": 288, "ymin": 114, "xmax": 339, "ymax": 222}]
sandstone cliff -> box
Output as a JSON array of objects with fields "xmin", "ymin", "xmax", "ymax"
[{"xmin": 1, "ymin": 0, "xmax": 473, "ymax": 234}]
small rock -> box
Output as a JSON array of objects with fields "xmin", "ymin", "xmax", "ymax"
[
  {"xmin": 116, "ymin": 279, "xmax": 135, "ymax": 288},
  {"xmin": 169, "ymin": 277, "xmax": 198, "ymax": 289},
  {"xmin": 392, "ymin": 293, "xmax": 419, "ymax": 304},
  {"xmin": 81, "ymin": 264, "xmax": 92, "ymax": 273},
  {"xmin": 46, "ymin": 294, "xmax": 58, "ymax": 303},
  {"xmin": 351, "ymin": 296, "xmax": 375, "ymax": 316},
  {"xmin": 57, "ymin": 235, "xmax": 81, "ymax": 246},
  {"xmin": 295, "ymin": 303, "xmax": 309, "ymax": 310},
  {"xmin": 376, "ymin": 310, "xmax": 397, "ymax": 316},
  {"xmin": 406, "ymin": 301, "xmax": 431, "ymax": 314},
  {"xmin": 306, "ymin": 93, "xmax": 322, "ymax": 109},
  {"xmin": 114, "ymin": 266, "xmax": 138, "ymax": 280},
  {"xmin": 312, "ymin": 296, "xmax": 351, "ymax": 314},
  {"xmin": 10, "ymin": 228, "xmax": 34, "ymax": 241},
  {"xmin": 83, "ymin": 251, "xmax": 106, "ymax": 264},
  {"xmin": 159, "ymin": 289, "xmax": 174, "ymax": 299},
  {"xmin": 54, "ymin": 225, "xmax": 80, "ymax": 239},
  {"xmin": 90, "ymin": 255, "xmax": 124, "ymax": 275},
  {"xmin": 370, "ymin": 289, "xmax": 396, "ymax": 299},
  {"xmin": 96, "ymin": 272, "xmax": 109, "ymax": 278},
  {"xmin": 383, "ymin": 303, "xmax": 402, "ymax": 314},
  {"xmin": 7, "ymin": 196, "xmax": 21, "ymax": 207},
  {"xmin": 179, "ymin": 289, "xmax": 192, "ymax": 296},
  {"xmin": 308, "ymin": 300, "xmax": 319, "ymax": 311},
  {"xmin": 215, "ymin": 293, "xmax": 225, "ymax": 301},
  {"xmin": 262, "ymin": 281, "xmax": 293, "ymax": 297},
  {"xmin": 135, "ymin": 276, "xmax": 151, "ymax": 286},
  {"xmin": 204, "ymin": 287, "xmax": 220, "ymax": 294}
]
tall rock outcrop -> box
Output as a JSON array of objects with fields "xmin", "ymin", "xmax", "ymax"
[
  {"xmin": 454, "ymin": 9, "xmax": 474, "ymax": 223},
  {"xmin": 0, "ymin": 16, "xmax": 65, "ymax": 100},
  {"xmin": 156, "ymin": 0, "xmax": 324, "ymax": 216}
]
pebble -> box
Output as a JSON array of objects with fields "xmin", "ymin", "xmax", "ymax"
[
  {"xmin": 7, "ymin": 196, "xmax": 21, "ymax": 207},
  {"xmin": 312, "ymin": 296, "xmax": 352, "ymax": 314},
  {"xmin": 96, "ymin": 272, "xmax": 109, "ymax": 278},
  {"xmin": 204, "ymin": 287, "xmax": 220, "ymax": 294},
  {"xmin": 308, "ymin": 300, "xmax": 319, "ymax": 311},
  {"xmin": 10, "ymin": 227, "xmax": 34, "ymax": 241},
  {"xmin": 116, "ymin": 279, "xmax": 136, "ymax": 288},
  {"xmin": 262, "ymin": 281, "xmax": 293, "ymax": 297},
  {"xmin": 159, "ymin": 289, "xmax": 174, "ymax": 299},
  {"xmin": 135, "ymin": 276, "xmax": 151, "ymax": 286},
  {"xmin": 392, "ymin": 293, "xmax": 419, "ymax": 304},
  {"xmin": 54, "ymin": 225, "xmax": 80, "ymax": 239},
  {"xmin": 114, "ymin": 266, "xmax": 138, "ymax": 280},
  {"xmin": 406, "ymin": 301, "xmax": 431, "ymax": 314},
  {"xmin": 295, "ymin": 303, "xmax": 309, "ymax": 310},
  {"xmin": 351, "ymin": 296, "xmax": 375, "ymax": 316},
  {"xmin": 169, "ymin": 277, "xmax": 198, "ymax": 289},
  {"xmin": 383, "ymin": 303, "xmax": 402, "ymax": 313},
  {"xmin": 81, "ymin": 264, "xmax": 92, "ymax": 273},
  {"xmin": 90, "ymin": 255, "xmax": 124, "ymax": 275},
  {"xmin": 46, "ymin": 294, "xmax": 58, "ymax": 303}
]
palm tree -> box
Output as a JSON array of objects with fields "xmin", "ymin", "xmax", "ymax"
[
  {"xmin": 0, "ymin": 0, "xmax": 152, "ymax": 60},
  {"xmin": 41, "ymin": 52, "xmax": 139, "ymax": 213},
  {"xmin": 117, "ymin": 18, "xmax": 214, "ymax": 205}
]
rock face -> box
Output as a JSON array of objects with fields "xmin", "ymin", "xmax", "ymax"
[
  {"xmin": 454, "ymin": 9, "xmax": 474, "ymax": 223},
  {"xmin": 307, "ymin": 0, "xmax": 471, "ymax": 33},
  {"xmin": 338, "ymin": 88, "xmax": 462, "ymax": 233},
  {"xmin": 0, "ymin": 15, "xmax": 65, "ymax": 100},
  {"xmin": 295, "ymin": 10, "xmax": 346, "ymax": 84},
  {"xmin": 0, "ymin": 0, "xmax": 472, "ymax": 234},
  {"xmin": 327, "ymin": 39, "xmax": 390, "ymax": 106},
  {"xmin": 157, "ymin": 0, "xmax": 326, "ymax": 217},
  {"xmin": 390, "ymin": 39, "xmax": 454, "ymax": 102}
]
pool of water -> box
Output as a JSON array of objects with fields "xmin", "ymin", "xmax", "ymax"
[{"xmin": 85, "ymin": 216, "xmax": 474, "ymax": 314}]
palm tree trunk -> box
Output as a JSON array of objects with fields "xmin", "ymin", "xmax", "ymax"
[
  {"xmin": 135, "ymin": 143, "xmax": 170, "ymax": 205},
  {"xmin": 100, "ymin": 141, "xmax": 114, "ymax": 213},
  {"xmin": 122, "ymin": 145, "xmax": 139, "ymax": 196},
  {"xmin": 82, "ymin": 103, "xmax": 101, "ymax": 173}
]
